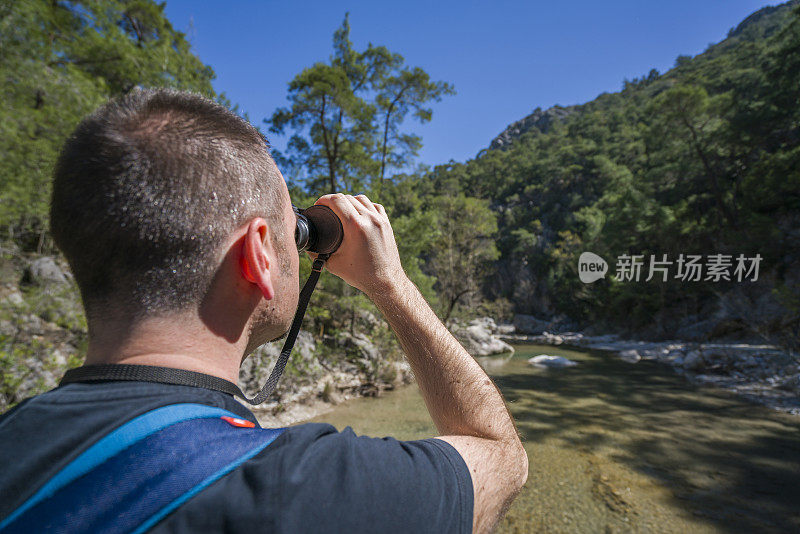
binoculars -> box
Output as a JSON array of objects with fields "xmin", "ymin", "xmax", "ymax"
[{"xmin": 292, "ymin": 205, "xmax": 343, "ymax": 255}]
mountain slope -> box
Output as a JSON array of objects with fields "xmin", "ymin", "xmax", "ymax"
[
  {"xmin": 429, "ymin": 1, "xmax": 800, "ymax": 347},
  {"xmin": 489, "ymin": 1, "xmax": 799, "ymax": 151}
]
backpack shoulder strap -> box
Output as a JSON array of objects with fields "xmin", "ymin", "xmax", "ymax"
[{"xmin": 0, "ymin": 403, "xmax": 284, "ymax": 534}]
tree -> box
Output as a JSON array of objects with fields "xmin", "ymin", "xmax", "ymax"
[
  {"xmin": 0, "ymin": 0, "xmax": 217, "ymax": 248},
  {"xmin": 427, "ymin": 195, "xmax": 499, "ymax": 322},
  {"xmin": 649, "ymin": 85, "xmax": 738, "ymax": 230},
  {"xmin": 267, "ymin": 15, "xmax": 388, "ymax": 194},
  {"xmin": 375, "ymin": 67, "xmax": 454, "ymax": 187},
  {"xmin": 267, "ymin": 13, "xmax": 453, "ymax": 195}
]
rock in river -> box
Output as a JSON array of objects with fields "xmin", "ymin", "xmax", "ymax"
[
  {"xmin": 528, "ymin": 355, "xmax": 578, "ymax": 369},
  {"xmin": 618, "ymin": 349, "xmax": 641, "ymax": 364}
]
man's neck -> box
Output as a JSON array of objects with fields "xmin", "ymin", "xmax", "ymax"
[{"xmin": 84, "ymin": 312, "xmax": 246, "ymax": 385}]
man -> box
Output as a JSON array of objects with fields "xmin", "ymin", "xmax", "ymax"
[{"xmin": 0, "ymin": 89, "xmax": 527, "ymax": 533}]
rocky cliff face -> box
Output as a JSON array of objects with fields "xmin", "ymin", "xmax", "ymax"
[
  {"xmin": 489, "ymin": 105, "xmax": 577, "ymax": 150},
  {"xmin": 726, "ymin": 1, "xmax": 797, "ymax": 39}
]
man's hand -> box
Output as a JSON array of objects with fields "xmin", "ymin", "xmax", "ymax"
[{"xmin": 313, "ymin": 194, "xmax": 406, "ymax": 296}]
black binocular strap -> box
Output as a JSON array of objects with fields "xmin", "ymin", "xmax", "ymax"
[
  {"xmin": 244, "ymin": 254, "xmax": 328, "ymax": 404},
  {"xmin": 60, "ymin": 255, "xmax": 330, "ymax": 406}
]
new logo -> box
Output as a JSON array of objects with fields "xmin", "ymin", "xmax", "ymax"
[{"xmin": 578, "ymin": 252, "xmax": 608, "ymax": 283}]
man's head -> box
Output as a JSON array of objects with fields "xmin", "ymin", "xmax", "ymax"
[{"xmin": 50, "ymin": 88, "xmax": 298, "ymax": 349}]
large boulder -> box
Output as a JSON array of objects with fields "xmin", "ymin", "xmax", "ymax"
[
  {"xmin": 22, "ymin": 257, "xmax": 69, "ymax": 286},
  {"xmin": 452, "ymin": 317, "xmax": 514, "ymax": 357},
  {"xmin": 337, "ymin": 331, "xmax": 381, "ymax": 361},
  {"xmin": 469, "ymin": 316, "xmax": 497, "ymax": 332}
]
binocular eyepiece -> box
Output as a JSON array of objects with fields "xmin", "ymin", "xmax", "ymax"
[{"xmin": 293, "ymin": 205, "xmax": 343, "ymax": 255}]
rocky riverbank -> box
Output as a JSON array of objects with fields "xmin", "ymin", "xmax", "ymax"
[
  {"xmin": 245, "ymin": 316, "xmax": 514, "ymax": 425},
  {"xmin": 503, "ymin": 330, "xmax": 800, "ymax": 415},
  {"xmin": 6, "ymin": 251, "xmax": 795, "ymax": 421},
  {"xmin": 240, "ymin": 330, "xmax": 416, "ymax": 426}
]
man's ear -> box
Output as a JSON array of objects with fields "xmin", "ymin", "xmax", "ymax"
[{"xmin": 240, "ymin": 218, "xmax": 275, "ymax": 300}]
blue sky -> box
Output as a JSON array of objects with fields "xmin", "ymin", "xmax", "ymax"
[{"xmin": 164, "ymin": 0, "xmax": 775, "ymax": 170}]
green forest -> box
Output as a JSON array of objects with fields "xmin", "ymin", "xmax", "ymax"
[
  {"xmin": 422, "ymin": 1, "xmax": 800, "ymax": 348},
  {"xmin": 2, "ymin": 0, "xmax": 799, "ymax": 404}
]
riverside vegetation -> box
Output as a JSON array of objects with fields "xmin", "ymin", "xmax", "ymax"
[{"xmin": 1, "ymin": 1, "xmax": 799, "ymax": 420}]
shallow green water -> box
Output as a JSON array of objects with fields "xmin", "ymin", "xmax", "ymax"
[{"xmin": 309, "ymin": 345, "xmax": 800, "ymax": 533}]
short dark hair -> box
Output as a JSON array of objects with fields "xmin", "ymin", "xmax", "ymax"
[{"xmin": 50, "ymin": 88, "xmax": 286, "ymax": 319}]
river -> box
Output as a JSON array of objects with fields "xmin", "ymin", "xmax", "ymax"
[{"xmin": 309, "ymin": 344, "xmax": 800, "ymax": 533}]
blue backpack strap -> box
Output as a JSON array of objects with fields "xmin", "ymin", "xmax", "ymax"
[{"xmin": 0, "ymin": 403, "xmax": 285, "ymax": 534}]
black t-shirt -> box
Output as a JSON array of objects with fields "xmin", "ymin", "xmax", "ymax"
[{"xmin": 0, "ymin": 381, "xmax": 473, "ymax": 533}]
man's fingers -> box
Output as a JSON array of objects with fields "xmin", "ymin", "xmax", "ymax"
[
  {"xmin": 315, "ymin": 194, "xmax": 385, "ymax": 228},
  {"xmin": 347, "ymin": 195, "xmax": 371, "ymax": 216},
  {"xmin": 315, "ymin": 193, "xmax": 360, "ymax": 222},
  {"xmin": 354, "ymin": 194, "xmax": 379, "ymax": 214}
]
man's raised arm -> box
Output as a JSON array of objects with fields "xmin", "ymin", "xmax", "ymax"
[{"xmin": 315, "ymin": 194, "xmax": 528, "ymax": 534}]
